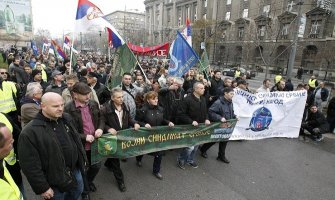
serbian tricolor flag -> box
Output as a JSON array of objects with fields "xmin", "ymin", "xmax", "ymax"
[
  {"xmin": 75, "ymin": 0, "xmax": 105, "ymax": 32},
  {"xmin": 51, "ymin": 40, "xmax": 67, "ymax": 59},
  {"xmin": 181, "ymin": 18, "xmax": 192, "ymax": 47},
  {"xmin": 64, "ymin": 36, "xmax": 71, "ymax": 50},
  {"xmin": 107, "ymin": 27, "xmax": 124, "ymax": 48}
]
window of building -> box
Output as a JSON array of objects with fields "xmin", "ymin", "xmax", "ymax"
[
  {"xmin": 243, "ymin": 9, "xmax": 248, "ymax": 18},
  {"xmin": 310, "ymin": 20, "xmax": 322, "ymax": 36},
  {"xmin": 187, "ymin": 6, "xmax": 191, "ymax": 19},
  {"xmin": 287, "ymin": 1, "xmax": 295, "ymax": 12},
  {"xmin": 282, "ymin": 23, "xmax": 290, "ymax": 36},
  {"xmin": 238, "ymin": 27, "xmax": 244, "ymax": 38},
  {"xmin": 227, "ymin": 0, "xmax": 232, "ymax": 5},
  {"xmin": 194, "ymin": 4, "xmax": 198, "ymax": 21},
  {"xmin": 222, "ymin": 29, "xmax": 227, "ymax": 39},
  {"xmin": 203, "ymin": 14, "xmax": 207, "ymax": 19},
  {"xmin": 167, "ymin": 8, "xmax": 171, "ymax": 22},
  {"xmin": 225, "ymin": 12, "xmax": 231, "ymax": 20},
  {"xmin": 263, "ymin": 5, "xmax": 270, "ymax": 15},
  {"xmin": 204, "ymin": 0, "xmax": 207, "ymax": 8},
  {"xmin": 156, "ymin": 14, "xmax": 160, "ymax": 25},
  {"xmin": 258, "ymin": 25, "xmax": 266, "ymax": 37}
]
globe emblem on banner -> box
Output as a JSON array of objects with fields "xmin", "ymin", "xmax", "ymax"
[{"xmin": 247, "ymin": 107, "xmax": 272, "ymax": 132}]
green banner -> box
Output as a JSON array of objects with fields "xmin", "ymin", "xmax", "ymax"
[{"xmin": 91, "ymin": 120, "xmax": 237, "ymax": 163}]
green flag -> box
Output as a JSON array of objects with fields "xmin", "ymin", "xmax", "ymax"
[
  {"xmin": 200, "ymin": 49, "xmax": 210, "ymax": 78},
  {"xmin": 108, "ymin": 44, "xmax": 137, "ymax": 89}
]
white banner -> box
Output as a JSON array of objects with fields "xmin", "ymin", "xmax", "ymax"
[{"xmin": 231, "ymin": 90, "xmax": 307, "ymax": 140}]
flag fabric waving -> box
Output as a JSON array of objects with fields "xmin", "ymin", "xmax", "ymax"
[
  {"xmin": 107, "ymin": 44, "xmax": 137, "ymax": 89},
  {"xmin": 181, "ymin": 18, "xmax": 192, "ymax": 47},
  {"xmin": 107, "ymin": 27, "xmax": 124, "ymax": 49},
  {"xmin": 64, "ymin": 36, "xmax": 71, "ymax": 50},
  {"xmin": 75, "ymin": 0, "xmax": 105, "ymax": 32},
  {"xmin": 31, "ymin": 40, "xmax": 38, "ymax": 56},
  {"xmin": 51, "ymin": 40, "xmax": 67, "ymax": 60},
  {"xmin": 168, "ymin": 31, "xmax": 199, "ymax": 77},
  {"xmin": 200, "ymin": 49, "xmax": 210, "ymax": 78}
]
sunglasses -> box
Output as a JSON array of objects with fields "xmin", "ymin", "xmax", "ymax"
[{"xmin": 0, "ymin": 72, "xmax": 6, "ymax": 74}]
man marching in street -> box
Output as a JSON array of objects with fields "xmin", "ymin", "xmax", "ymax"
[
  {"xmin": 101, "ymin": 87, "xmax": 140, "ymax": 192},
  {"xmin": 177, "ymin": 82, "xmax": 210, "ymax": 169},
  {"xmin": 64, "ymin": 82, "xmax": 105, "ymax": 199},
  {"xmin": 18, "ymin": 92, "xmax": 87, "ymax": 200},
  {"xmin": 200, "ymin": 87, "xmax": 237, "ymax": 163}
]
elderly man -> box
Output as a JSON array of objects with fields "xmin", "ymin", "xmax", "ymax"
[
  {"xmin": 64, "ymin": 82, "xmax": 104, "ymax": 197},
  {"xmin": 18, "ymin": 92, "xmax": 87, "ymax": 200},
  {"xmin": 20, "ymin": 82, "xmax": 42, "ymax": 128},
  {"xmin": 101, "ymin": 87, "xmax": 140, "ymax": 192}
]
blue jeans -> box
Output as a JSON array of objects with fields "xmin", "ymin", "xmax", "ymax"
[
  {"xmin": 178, "ymin": 145, "xmax": 199, "ymax": 164},
  {"xmin": 53, "ymin": 169, "xmax": 84, "ymax": 200}
]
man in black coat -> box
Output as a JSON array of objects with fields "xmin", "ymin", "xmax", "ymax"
[
  {"xmin": 100, "ymin": 87, "xmax": 140, "ymax": 192},
  {"xmin": 300, "ymin": 104, "xmax": 329, "ymax": 141},
  {"xmin": 64, "ymin": 82, "xmax": 104, "ymax": 198},
  {"xmin": 177, "ymin": 82, "xmax": 210, "ymax": 169},
  {"xmin": 18, "ymin": 92, "xmax": 87, "ymax": 200},
  {"xmin": 200, "ymin": 87, "xmax": 236, "ymax": 163},
  {"xmin": 87, "ymin": 72, "xmax": 111, "ymax": 105}
]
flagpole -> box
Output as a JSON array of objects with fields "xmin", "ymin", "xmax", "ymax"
[{"xmin": 69, "ymin": 34, "xmax": 75, "ymax": 74}]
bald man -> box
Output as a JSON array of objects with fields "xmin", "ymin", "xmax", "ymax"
[{"xmin": 18, "ymin": 92, "xmax": 88, "ymax": 200}]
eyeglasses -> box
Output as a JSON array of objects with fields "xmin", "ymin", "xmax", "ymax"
[{"xmin": 0, "ymin": 72, "xmax": 5, "ymax": 74}]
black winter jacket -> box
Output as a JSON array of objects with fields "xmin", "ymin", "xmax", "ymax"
[
  {"xmin": 100, "ymin": 101, "xmax": 136, "ymax": 131},
  {"xmin": 306, "ymin": 111, "xmax": 329, "ymax": 133},
  {"xmin": 64, "ymin": 100, "xmax": 104, "ymax": 142},
  {"xmin": 136, "ymin": 103, "xmax": 169, "ymax": 127},
  {"xmin": 18, "ymin": 112, "xmax": 87, "ymax": 195},
  {"xmin": 177, "ymin": 93, "xmax": 209, "ymax": 124},
  {"xmin": 208, "ymin": 97, "xmax": 236, "ymax": 122}
]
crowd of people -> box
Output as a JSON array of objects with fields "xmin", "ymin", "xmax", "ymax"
[{"xmin": 0, "ymin": 47, "xmax": 333, "ymax": 200}]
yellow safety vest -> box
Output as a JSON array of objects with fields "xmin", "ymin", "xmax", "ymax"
[
  {"xmin": 308, "ymin": 79, "xmax": 316, "ymax": 88},
  {"xmin": 0, "ymin": 161, "xmax": 23, "ymax": 200},
  {"xmin": 0, "ymin": 81, "xmax": 17, "ymax": 114},
  {"xmin": 275, "ymin": 75, "xmax": 282, "ymax": 84},
  {"xmin": 235, "ymin": 70, "xmax": 241, "ymax": 78},
  {"xmin": 0, "ymin": 113, "xmax": 16, "ymax": 166}
]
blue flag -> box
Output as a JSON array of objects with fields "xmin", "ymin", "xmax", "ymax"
[
  {"xmin": 168, "ymin": 31, "xmax": 199, "ymax": 77},
  {"xmin": 31, "ymin": 40, "xmax": 38, "ymax": 56}
]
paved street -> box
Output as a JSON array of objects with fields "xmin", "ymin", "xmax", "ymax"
[{"xmin": 24, "ymin": 134, "xmax": 335, "ymax": 200}]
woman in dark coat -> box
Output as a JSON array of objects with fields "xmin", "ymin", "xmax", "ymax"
[{"xmin": 135, "ymin": 91, "xmax": 174, "ymax": 180}]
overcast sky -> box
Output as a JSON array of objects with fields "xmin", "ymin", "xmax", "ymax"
[{"xmin": 31, "ymin": 0, "xmax": 145, "ymax": 37}]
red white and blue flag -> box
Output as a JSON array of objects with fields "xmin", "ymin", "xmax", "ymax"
[
  {"xmin": 51, "ymin": 40, "xmax": 67, "ymax": 60},
  {"xmin": 107, "ymin": 27, "xmax": 123, "ymax": 49},
  {"xmin": 75, "ymin": 0, "xmax": 125, "ymax": 48},
  {"xmin": 182, "ymin": 18, "xmax": 192, "ymax": 47},
  {"xmin": 63, "ymin": 36, "xmax": 71, "ymax": 50}
]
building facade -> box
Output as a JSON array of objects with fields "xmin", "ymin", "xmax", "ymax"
[
  {"xmin": 145, "ymin": 0, "xmax": 335, "ymax": 77},
  {"xmin": 105, "ymin": 10, "xmax": 145, "ymax": 45}
]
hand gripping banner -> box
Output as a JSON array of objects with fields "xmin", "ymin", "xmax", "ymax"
[{"xmin": 91, "ymin": 120, "xmax": 237, "ymax": 163}]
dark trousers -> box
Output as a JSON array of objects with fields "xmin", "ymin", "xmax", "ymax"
[
  {"xmin": 104, "ymin": 158, "xmax": 124, "ymax": 184},
  {"xmin": 136, "ymin": 153, "xmax": 162, "ymax": 173},
  {"xmin": 200, "ymin": 141, "xmax": 228, "ymax": 159},
  {"xmin": 301, "ymin": 124, "xmax": 322, "ymax": 138},
  {"xmin": 86, "ymin": 150, "xmax": 101, "ymax": 183}
]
